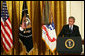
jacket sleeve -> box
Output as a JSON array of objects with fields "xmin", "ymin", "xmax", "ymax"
[
  {"xmin": 76, "ymin": 26, "xmax": 81, "ymax": 37},
  {"xmin": 58, "ymin": 26, "xmax": 65, "ymax": 37}
]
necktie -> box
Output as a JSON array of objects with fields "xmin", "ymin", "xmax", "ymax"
[{"xmin": 69, "ymin": 26, "xmax": 73, "ymax": 33}]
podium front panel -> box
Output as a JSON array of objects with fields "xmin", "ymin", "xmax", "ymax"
[{"xmin": 57, "ymin": 37, "xmax": 82, "ymax": 54}]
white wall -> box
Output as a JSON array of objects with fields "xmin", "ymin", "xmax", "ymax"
[{"xmin": 66, "ymin": 1, "xmax": 84, "ymax": 54}]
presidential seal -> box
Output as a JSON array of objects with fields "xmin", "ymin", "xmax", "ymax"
[{"xmin": 65, "ymin": 39, "xmax": 75, "ymax": 49}]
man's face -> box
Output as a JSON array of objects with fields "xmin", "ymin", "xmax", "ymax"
[{"xmin": 68, "ymin": 18, "xmax": 75, "ymax": 25}]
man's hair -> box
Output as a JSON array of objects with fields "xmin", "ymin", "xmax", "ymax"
[{"xmin": 69, "ymin": 16, "xmax": 75, "ymax": 22}]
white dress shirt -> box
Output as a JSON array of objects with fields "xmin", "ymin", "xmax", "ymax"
[{"xmin": 69, "ymin": 25, "xmax": 73, "ymax": 30}]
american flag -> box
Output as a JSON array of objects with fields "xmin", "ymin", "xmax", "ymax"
[{"xmin": 1, "ymin": 1, "xmax": 13, "ymax": 53}]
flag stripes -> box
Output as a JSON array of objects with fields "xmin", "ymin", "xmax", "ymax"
[
  {"xmin": 42, "ymin": 25, "xmax": 56, "ymax": 42},
  {"xmin": 1, "ymin": 1, "xmax": 13, "ymax": 53},
  {"xmin": 1, "ymin": 18, "xmax": 13, "ymax": 52}
]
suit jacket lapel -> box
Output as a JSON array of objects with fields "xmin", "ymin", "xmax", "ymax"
[
  {"xmin": 67, "ymin": 24, "xmax": 69, "ymax": 30},
  {"xmin": 67, "ymin": 24, "xmax": 70, "ymax": 33},
  {"xmin": 73, "ymin": 25, "xmax": 75, "ymax": 32}
]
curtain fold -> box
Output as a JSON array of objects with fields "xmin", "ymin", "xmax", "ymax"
[{"xmin": 1, "ymin": 1, "xmax": 66, "ymax": 55}]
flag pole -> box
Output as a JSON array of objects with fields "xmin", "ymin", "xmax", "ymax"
[
  {"xmin": 24, "ymin": 1, "xmax": 26, "ymax": 33},
  {"xmin": 49, "ymin": 1, "xmax": 53, "ymax": 24}
]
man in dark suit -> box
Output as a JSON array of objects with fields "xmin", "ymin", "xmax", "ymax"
[{"xmin": 58, "ymin": 16, "xmax": 81, "ymax": 37}]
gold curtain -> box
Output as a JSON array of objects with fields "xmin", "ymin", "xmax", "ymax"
[{"xmin": 1, "ymin": 1, "xmax": 66, "ymax": 55}]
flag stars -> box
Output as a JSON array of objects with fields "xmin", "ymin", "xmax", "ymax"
[
  {"xmin": 3, "ymin": 11, "xmax": 4, "ymax": 12},
  {"xmin": 6, "ymin": 14, "xmax": 8, "ymax": 16},
  {"xmin": 6, "ymin": 17, "xmax": 7, "ymax": 18},
  {"xmin": 3, "ymin": 8, "xmax": 4, "ymax": 10},
  {"xmin": 27, "ymin": 14, "xmax": 29, "ymax": 15}
]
